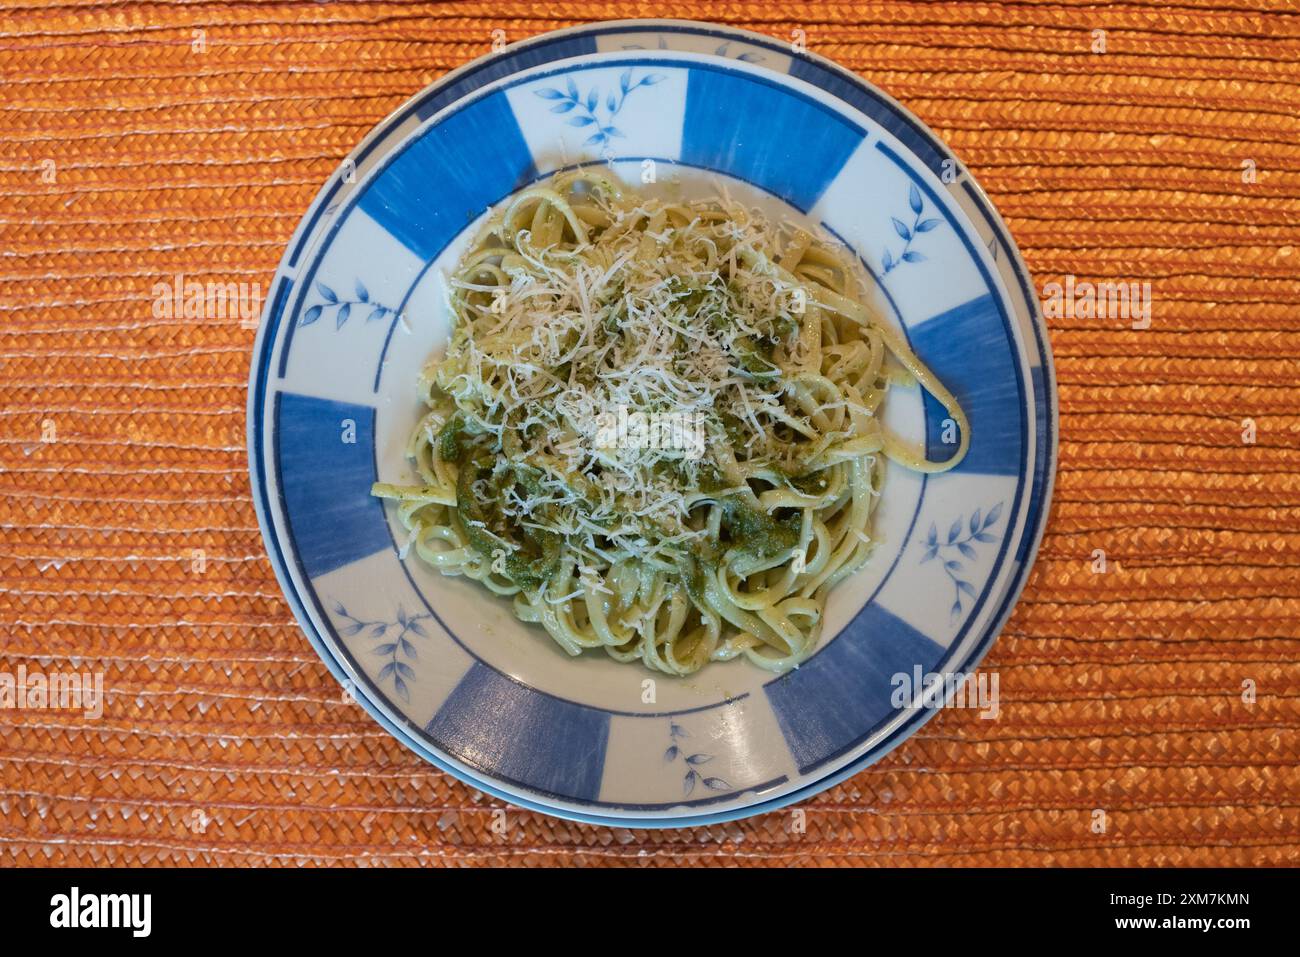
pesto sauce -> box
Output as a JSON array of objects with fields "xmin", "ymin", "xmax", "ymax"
[
  {"xmin": 455, "ymin": 457, "xmax": 560, "ymax": 588},
  {"xmin": 719, "ymin": 497, "xmax": 800, "ymax": 563},
  {"xmin": 733, "ymin": 336, "xmax": 779, "ymax": 379},
  {"xmin": 437, "ymin": 414, "xmax": 468, "ymax": 463}
]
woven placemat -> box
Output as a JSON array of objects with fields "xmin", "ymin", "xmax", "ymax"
[{"xmin": 1, "ymin": 0, "xmax": 1297, "ymax": 867}]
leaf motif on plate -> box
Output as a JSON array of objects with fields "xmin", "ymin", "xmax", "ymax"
[{"xmin": 917, "ymin": 504, "xmax": 1005, "ymax": 620}]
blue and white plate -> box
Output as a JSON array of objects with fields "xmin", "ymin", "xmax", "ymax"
[{"xmin": 248, "ymin": 20, "xmax": 1057, "ymax": 826}]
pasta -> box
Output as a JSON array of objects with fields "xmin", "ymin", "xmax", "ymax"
[{"xmin": 372, "ymin": 170, "xmax": 969, "ymax": 674}]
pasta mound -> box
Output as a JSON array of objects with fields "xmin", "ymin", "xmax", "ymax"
[{"xmin": 373, "ymin": 170, "xmax": 967, "ymax": 674}]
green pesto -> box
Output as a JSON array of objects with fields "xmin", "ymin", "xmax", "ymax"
[
  {"xmin": 787, "ymin": 469, "xmax": 829, "ymax": 496},
  {"xmin": 718, "ymin": 410, "xmax": 747, "ymax": 446},
  {"xmin": 696, "ymin": 462, "xmax": 728, "ymax": 494},
  {"xmin": 680, "ymin": 553, "xmax": 712, "ymax": 610},
  {"xmin": 719, "ymin": 496, "xmax": 801, "ymax": 564},
  {"xmin": 455, "ymin": 457, "xmax": 561, "ymax": 588},
  {"xmin": 732, "ymin": 336, "xmax": 778, "ymax": 379},
  {"xmin": 769, "ymin": 458, "xmax": 827, "ymax": 496},
  {"xmin": 436, "ymin": 413, "xmax": 469, "ymax": 463}
]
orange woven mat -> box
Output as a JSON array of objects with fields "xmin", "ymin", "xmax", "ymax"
[{"xmin": 1, "ymin": 0, "xmax": 1297, "ymax": 867}]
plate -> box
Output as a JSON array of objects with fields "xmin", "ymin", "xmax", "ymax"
[{"xmin": 248, "ymin": 19, "xmax": 1057, "ymax": 825}]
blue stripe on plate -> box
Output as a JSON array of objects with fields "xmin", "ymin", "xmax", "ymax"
[
  {"xmin": 426, "ymin": 662, "xmax": 610, "ymax": 803},
  {"xmin": 788, "ymin": 58, "xmax": 948, "ymax": 178},
  {"xmin": 357, "ymin": 91, "xmax": 537, "ymax": 261},
  {"xmin": 1018, "ymin": 363, "xmax": 1050, "ymax": 561},
  {"xmin": 765, "ymin": 604, "xmax": 944, "ymax": 775},
  {"xmin": 911, "ymin": 293, "xmax": 1022, "ymax": 476},
  {"xmin": 415, "ymin": 36, "xmax": 599, "ymax": 122},
  {"xmin": 680, "ymin": 69, "xmax": 862, "ymax": 212},
  {"xmin": 274, "ymin": 392, "xmax": 390, "ymax": 579},
  {"xmin": 264, "ymin": 275, "xmax": 292, "ymax": 345}
]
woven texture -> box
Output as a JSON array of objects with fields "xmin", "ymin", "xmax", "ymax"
[{"xmin": 1, "ymin": 0, "xmax": 1297, "ymax": 867}]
